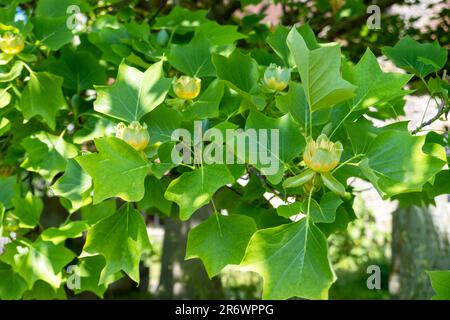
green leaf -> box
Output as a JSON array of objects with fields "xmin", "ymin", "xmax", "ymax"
[
  {"xmin": 81, "ymin": 204, "xmax": 151, "ymax": 284},
  {"xmin": 0, "ymin": 53, "xmax": 13, "ymax": 66},
  {"xmin": 186, "ymin": 214, "xmax": 257, "ymax": 278},
  {"xmin": 287, "ymin": 27, "xmax": 355, "ymax": 111},
  {"xmin": 0, "ymin": 261, "xmax": 28, "ymax": 299},
  {"xmin": 0, "ymin": 203, "xmax": 4, "ymax": 237},
  {"xmin": 154, "ymin": 7, "xmax": 208, "ymax": 34},
  {"xmin": 275, "ymin": 82, "xmax": 331, "ymax": 127},
  {"xmin": 266, "ymin": 26, "xmax": 293, "ymax": 67},
  {"xmin": 350, "ymin": 49, "xmax": 413, "ymax": 109},
  {"xmin": 0, "ymin": 118, "xmax": 11, "ymax": 136},
  {"xmin": 73, "ymin": 116, "xmax": 116, "ymax": 145},
  {"xmin": 305, "ymin": 192, "xmax": 342, "ymax": 223},
  {"xmin": 233, "ymin": 202, "xmax": 289, "ymax": 229},
  {"xmin": 0, "ymin": 60, "xmax": 24, "ymax": 82},
  {"xmin": 0, "ymin": 176, "xmax": 20, "ymax": 209},
  {"xmin": 427, "ymin": 270, "xmax": 450, "ymax": 300},
  {"xmin": 0, "ymin": 239, "xmax": 75, "ymax": 289},
  {"xmin": 212, "ymin": 49, "xmax": 259, "ymax": 92},
  {"xmin": 21, "ymin": 131, "xmax": 78, "ymax": 181},
  {"xmin": 76, "ymin": 137, "xmax": 149, "ymax": 204},
  {"xmin": 41, "ymin": 48, "xmax": 107, "ymax": 91},
  {"xmin": 35, "ymin": 0, "xmax": 87, "ymax": 17},
  {"xmin": 343, "ymin": 117, "xmax": 380, "ymax": 155},
  {"xmin": 74, "ymin": 256, "xmax": 119, "ymax": 298},
  {"xmin": 88, "ymin": 16, "xmax": 130, "ymax": 65},
  {"xmin": 165, "ymin": 164, "xmax": 237, "ymax": 221},
  {"xmin": 212, "ymin": 49, "xmax": 265, "ymax": 109},
  {"xmin": 22, "ymin": 280, "xmax": 67, "ymax": 300},
  {"xmin": 149, "ymin": 142, "xmax": 177, "ymax": 179},
  {"xmin": 137, "ymin": 176, "xmax": 172, "ymax": 216},
  {"xmin": 50, "ymin": 160, "xmax": 92, "ymax": 211},
  {"xmin": 169, "ymin": 34, "xmax": 215, "ymax": 77},
  {"xmin": 11, "ymin": 193, "xmax": 43, "ymax": 228},
  {"xmin": 193, "ymin": 21, "xmax": 246, "ymax": 46},
  {"xmin": 40, "ymin": 221, "xmax": 89, "ymax": 245},
  {"xmin": 0, "ymin": 87, "xmax": 12, "ymax": 108},
  {"xmin": 244, "ymin": 110, "xmax": 306, "ymax": 184},
  {"xmin": 318, "ymin": 206, "xmax": 357, "ymax": 237},
  {"xmin": 32, "ymin": 16, "xmax": 73, "ymax": 50},
  {"xmin": 266, "ymin": 24, "xmax": 319, "ymax": 67},
  {"xmin": 94, "ymin": 61, "xmax": 171, "ymax": 122},
  {"xmin": 241, "ymin": 218, "xmax": 336, "ymax": 299},
  {"xmin": 276, "ymin": 201, "xmax": 302, "ymax": 219},
  {"xmin": 144, "ymin": 105, "xmax": 183, "ymax": 144},
  {"xmin": 183, "ymin": 80, "xmax": 224, "ymax": 120},
  {"xmin": 20, "ymin": 72, "xmax": 68, "ymax": 130},
  {"xmin": 81, "ymin": 199, "xmax": 116, "ymax": 226},
  {"xmin": 360, "ymin": 130, "xmax": 446, "ymax": 198},
  {"xmin": 383, "ymin": 36, "xmax": 447, "ymax": 77}
]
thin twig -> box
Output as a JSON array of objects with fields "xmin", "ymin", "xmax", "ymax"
[{"xmin": 411, "ymin": 100, "xmax": 448, "ymax": 134}]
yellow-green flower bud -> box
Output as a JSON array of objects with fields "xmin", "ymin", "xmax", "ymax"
[
  {"xmin": 303, "ymin": 134, "xmax": 343, "ymax": 173},
  {"xmin": 115, "ymin": 121, "xmax": 150, "ymax": 151},
  {"xmin": 263, "ymin": 63, "xmax": 290, "ymax": 91},
  {"xmin": 156, "ymin": 29, "xmax": 169, "ymax": 47},
  {"xmin": 0, "ymin": 32, "xmax": 25, "ymax": 55},
  {"xmin": 173, "ymin": 76, "xmax": 201, "ymax": 100}
]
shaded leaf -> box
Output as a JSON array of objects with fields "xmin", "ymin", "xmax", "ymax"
[
  {"xmin": 427, "ymin": 270, "xmax": 450, "ymax": 300},
  {"xmin": 241, "ymin": 218, "xmax": 336, "ymax": 299},
  {"xmin": 165, "ymin": 164, "xmax": 237, "ymax": 220},
  {"xmin": 76, "ymin": 137, "xmax": 149, "ymax": 204},
  {"xmin": 20, "ymin": 72, "xmax": 68, "ymax": 130},
  {"xmin": 0, "ymin": 239, "xmax": 75, "ymax": 289},
  {"xmin": 21, "ymin": 131, "xmax": 78, "ymax": 181},
  {"xmin": 51, "ymin": 160, "xmax": 92, "ymax": 211},
  {"xmin": 287, "ymin": 27, "xmax": 355, "ymax": 111},
  {"xmin": 383, "ymin": 36, "xmax": 447, "ymax": 77},
  {"xmin": 40, "ymin": 221, "xmax": 89, "ymax": 245},
  {"xmin": 186, "ymin": 214, "xmax": 257, "ymax": 277},
  {"xmin": 81, "ymin": 204, "xmax": 151, "ymax": 284},
  {"xmin": 360, "ymin": 130, "xmax": 446, "ymax": 198},
  {"xmin": 94, "ymin": 61, "xmax": 171, "ymax": 122}
]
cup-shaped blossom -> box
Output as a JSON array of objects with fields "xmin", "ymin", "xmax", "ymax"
[
  {"xmin": 0, "ymin": 32, "xmax": 25, "ymax": 55},
  {"xmin": 173, "ymin": 76, "xmax": 201, "ymax": 100},
  {"xmin": 263, "ymin": 63, "xmax": 290, "ymax": 91},
  {"xmin": 303, "ymin": 134, "xmax": 343, "ymax": 173},
  {"xmin": 115, "ymin": 121, "xmax": 150, "ymax": 151}
]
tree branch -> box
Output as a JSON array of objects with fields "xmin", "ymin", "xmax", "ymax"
[{"xmin": 411, "ymin": 100, "xmax": 449, "ymax": 134}]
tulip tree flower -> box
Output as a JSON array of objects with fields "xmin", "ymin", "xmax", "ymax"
[
  {"xmin": 173, "ymin": 76, "xmax": 201, "ymax": 100},
  {"xmin": 0, "ymin": 31, "xmax": 25, "ymax": 55},
  {"xmin": 283, "ymin": 134, "xmax": 347, "ymax": 197},
  {"xmin": 263, "ymin": 63, "xmax": 290, "ymax": 91},
  {"xmin": 303, "ymin": 134, "xmax": 343, "ymax": 172},
  {"xmin": 115, "ymin": 121, "xmax": 150, "ymax": 151}
]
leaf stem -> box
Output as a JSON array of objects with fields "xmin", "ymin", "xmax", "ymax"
[
  {"xmin": 332, "ymin": 153, "xmax": 365, "ymax": 173},
  {"xmin": 22, "ymin": 61, "xmax": 33, "ymax": 74},
  {"xmin": 306, "ymin": 185, "xmax": 314, "ymax": 216},
  {"xmin": 329, "ymin": 101, "xmax": 361, "ymax": 138}
]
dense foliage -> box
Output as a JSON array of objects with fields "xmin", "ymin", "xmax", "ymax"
[{"xmin": 0, "ymin": 0, "xmax": 449, "ymax": 300}]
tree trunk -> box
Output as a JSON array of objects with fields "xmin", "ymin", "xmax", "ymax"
[
  {"xmin": 157, "ymin": 204, "xmax": 225, "ymax": 299},
  {"xmin": 390, "ymin": 195, "xmax": 450, "ymax": 299}
]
